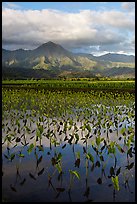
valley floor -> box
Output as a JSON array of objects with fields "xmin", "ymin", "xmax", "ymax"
[{"xmin": 2, "ymin": 79, "xmax": 135, "ymax": 93}]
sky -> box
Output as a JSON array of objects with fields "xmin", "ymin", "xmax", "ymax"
[{"xmin": 2, "ymin": 2, "xmax": 135, "ymax": 56}]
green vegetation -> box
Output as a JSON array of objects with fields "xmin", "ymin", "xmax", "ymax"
[
  {"xmin": 2, "ymin": 79, "xmax": 135, "ymax": 92},
  {"xmin": 2, "ymin": 81, "xmax": 135, "ymax": 202}
]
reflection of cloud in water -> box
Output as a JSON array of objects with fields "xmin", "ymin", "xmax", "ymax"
[
  {"xmin": 2, "ymin": 106, "xmax": 135, "ymax": 202},
  {"xmin": 2, "ymin": 110, "xmax": 135, "ymax": 149},
  {"xmin": 2, "ymin": 142, "xmax": 135, "ymax": 202}
]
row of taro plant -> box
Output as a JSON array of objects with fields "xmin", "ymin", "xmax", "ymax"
[
  {"xmin": 2, "ymin": 88, "xmax": 135, "ymax": 201},
  {"xmin": 2, "ymin": 119, "xmax": 135, "ymax": 201},
  {"xmin": 2, "ymin": 80, "xmax": 135, "ymax": 91}
]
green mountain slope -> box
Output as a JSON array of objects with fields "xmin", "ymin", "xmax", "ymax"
[{"xmin": 2, "ymin": 41, "xmax": 135, "ymax": 79}]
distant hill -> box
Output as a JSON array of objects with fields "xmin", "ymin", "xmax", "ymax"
[
  {"xmin": 2, "ymin": 41, "xmax": 135, "ymax": 79},
  {"xmin": 96, "ymin": 53, "xmax": 135, "ymax": 63}
]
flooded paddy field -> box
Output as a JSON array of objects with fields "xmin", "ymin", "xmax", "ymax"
[{"xmin": 2, "ymin": 88, "xmax": 135, "ymax": 202}]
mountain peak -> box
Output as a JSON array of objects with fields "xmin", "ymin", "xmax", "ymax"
[
  {"xmin": 32, "ymin": 41, "xmax": 71, "ymax": 57},
  {"xmin": 46, "ymin": 41, "xmax": 56, "ymax": 45},
  {"xmin": 40, "ymin": 41, "xmax": 58, "ymax": 48}
]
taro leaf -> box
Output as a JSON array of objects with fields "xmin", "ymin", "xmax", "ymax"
[
  {"xmin": 83, "ymin": 140, "xmax": 86, "ymax": 144},
  {"xmin": 126, "ymin": 162, "xmax": 134, "ymax": 170},
  {"xmin": 36, "ymin": 129, "xmax": 41, "ymax": 139},
  {"xmin": 75, "ymin": 133, "xmax": 79, "ymax": 143},
  {"xmin": 59, "ymin": 131, "xmax": 63, "ymax": 136},
  {"xmin": 111, "ymin": 176, "xmax": 120, "ymax": 191},
  {"xmin": 24, "ymin": 119, "xmax": 27, "ymax": 126},
  {"xmin": 16, "ymin": 137, "xmax": 21, "ymax": 143},
  {"xmin": 116, "ymin": 144, "xmax": 124, "ymax": 153},
  {"xmin": 21, "ymin": 134, "xmax": 25, "ymax": 138},
  {"xmin": 13, "ymin": 144, "xmax": 17, "ymax": 148},
  {"xmin": 38, "ymin": 145, "xmax": 44, "ymax": 152},
  {"xmin": 110, "ymin": 166, "xmax": 115, "ymax": 176},
  {"xmin": 68, "ymin": 136, "xmax": 73, "ymax": 145},
  {"xmin": 62, "ymin": 144, "xmax": 66, "ymax": 149},
  {"xmin": 69, "ymin": 170, "xmax": 80, "ymax": 180},
  {"xmin": 27, "ymin": 143, "xmax": 34, "ymax": 154},
  {"xmin": 94, "ymin": 129, "xmax": 97, "ymax": 135},
  {"xmin": 96, "ymin": 136, "xmax": 100, "ymax": 146},
  {"xmin": 86, "ymin": 124, "xmax": 91, "ymax": 132},
  {"xmin": 127, "ymin": 147, "xmax": 133, "ymax": 158},
  {"xmin": 64, "ymin": 136, "xmax": 68, "ymax": 141},
  {"xmin": 116, "ymin": 167, "xmax": 121, "ymax": 176},
  {"xmin": 75, "ymin": 158, "xmax": 80, "ymax": 168},
  {"xmin": 56, "ymin": 188, "xmax": 65, "ymax": 192},
  {"xmin": 25, "ymin": 126, "xmax": 31, "ymax": 133},
  {"xmin": 29, "ymin": 173, "xmax": 36, "ymax": 180},
  {"xmin": 100, "ymin": 155, "xmax": 104, "ymax": 161},
  {"xmin": 51, "ymin": 157, "xmax": 56, "ymax": 166},
  {"xmin": 89, "ymin": 135, "xmax": 93, "ymax": 139},
  {"xmin": 38, "ymin": 125, "xmax": 44, "ymax": 134},
  {"xmin": 109, "ymin": 129, "xmax": 112, "ymax": 133},
  {"xmin": 92, "ymin": 146, "xmax": 98, "ymax": 154},
  {"xmin": 95, "ymin": 161, "xmax": 100, "ymax": 168},
  {"xmin": 10, "ymin": 184, "xmax": 17, "ymax": 192},
  {"xmin": 120, "ymin": 127, "xmax": 126, "ymax": 136},
  {"xmin": 101, "ymin": 145, "xmax": 105, "ymax": 151},
  {"xmin": 57, "ymin": 153, "xmax": 62, "ymax": 162},
  {"xmin": 104, "ymin": 139, "xmax": 107, "ymax": 146},
  {"xmin": 30, "ymin": 136, "xmax": 35, "ymax": 140},
  {"xmin": 97, "ymin": 177, "xmax": 102, "ymax": 184},
  {"xmin": 37, "ymin": 155, "xmax": 43, "ymax": 167},
  {"xmin": 38, "ymin": 168, "xmax": 44, "ymax": 176},
  {"xmin": 20, "ymin": 178, "xmax": 26, "ymax": 185},
  {"xmin": 56, "ymin": 163, "xmax": 62, "ymax": 173},
  {"xmin": 76, "ymin": 151, "xmax": 80, "ymax": 159},
  {"xmin": 119, "ymin": 124, "xmax": 122, "ymax": 128},
  {"xmin": 57, "ymin": 125, "xmax": 60, "ymax": 132},
  {"xmin": 21, "ymin": 142, "xmax": 25, "ymax": 146},
  {"xmin": 18, "ymin": 153, "xmax": 24, "ymax": 158},
  {"xmin": 86, "ymin": 153, "xmax": 94, "ymax": 163},
  {"xmin": 10, "ymin": 153, "xmax": 15, "ymax": 162},
  {"xmin": 17, "ymin": 129, "xmax": 20, "ymax": 134}
]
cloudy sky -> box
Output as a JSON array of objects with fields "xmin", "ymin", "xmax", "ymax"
[{"xmin": 2, "ymin": 2, "xmax": 135, "ymax": 56}]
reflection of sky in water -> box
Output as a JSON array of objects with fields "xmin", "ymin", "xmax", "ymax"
[
  {"xmin": 2, "ymin": 142, "xmax": 135, "ymax": 202},
  {"xmin": 2, "ymin": 104, "xmax": 135, "ymax": 202}
]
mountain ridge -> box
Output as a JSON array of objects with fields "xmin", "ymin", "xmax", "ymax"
[
  {"xmin": 2, "ymin": 41, "xmax": 135, "ymax": 79},
  {"xmin": 2, "ymin": 41, "xmax": 135, "ymax": 61}
]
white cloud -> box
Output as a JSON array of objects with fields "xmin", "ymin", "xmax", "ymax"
[{"xmin": 2, "ymin": 7, "xmax": 135, "ymax": 55}]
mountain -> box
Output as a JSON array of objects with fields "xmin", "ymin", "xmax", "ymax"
[
  {"xmin": 96, "ymin": 53, "xmax": 135, "ymax": 63},
  {"xmin": 2, "ymin": 41, "xmax": 135, "ymax": 79},
  {"xmin": 32, "ymin": 41, "xmax": 73, "ymax": 57}
]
